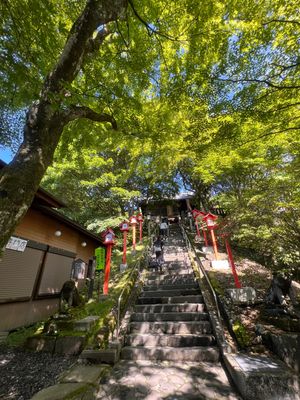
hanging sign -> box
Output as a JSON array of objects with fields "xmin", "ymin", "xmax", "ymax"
[
  {"xmin": 71, "ymin": 259, "xmax": 86, "ymax": 280},
  {"xmin": 95, "ymin": 247, "xmax": 106, "ymax": 271},
  {"xmin": 6, "ymin": 236, "xmax": 28, "ymax": 252}
]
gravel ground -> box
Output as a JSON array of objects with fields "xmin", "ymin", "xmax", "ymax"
[{"xmin": 0, "ymin": 344, "xmax": 77, "ymax": 400}]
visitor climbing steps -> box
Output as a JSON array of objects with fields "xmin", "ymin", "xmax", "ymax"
[{"xmin": 121, "ymin": 224, "xmax": 220, "ymax": 361}]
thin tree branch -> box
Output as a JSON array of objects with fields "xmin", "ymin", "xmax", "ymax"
[
  {"xmin": 239, "ymin": 126, "xmax": 300, "ymax": 147},
  {"xmin": 213, "ymin": 76, "xmax": 300, "ymax": 90},
  {"xmin": 270, "ymin": 102, "xmax": 300, "ymax": 113},
  {"xmin": 115, "ymin": 20, "xmax": 129, "ymax": 47},
  {"xmin": 63, "ymin": 105, "xmax": 117, "ymax": 129},
  {"xmin": 128, "ymin": 0, "xmax": 177, "ymax": 41},
  {"xmin": 263, "ymin": 19, "xmax": 300, "ymax": 27}
]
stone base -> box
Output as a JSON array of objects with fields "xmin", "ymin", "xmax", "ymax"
[
  {"xmin": 226, "ymin": 287, "xmax": 256, "ymax": 304},
  {"xmin": 80, "ymin": 348, "xmax": 119, "ymax": 365},
  {"xmin": 25, "ymin": 335, "xmax": 86, "ymax": 355},
  {"xmin": 55, "ymin": 336, "xmax": 86, "ymax": 355},
  {"xmin": 73, "ymin": 316, "xmax": 99, "ymax": 332},
  {"xmin": 211, "ymin": 260, "xmax": 230, "ymax": 269},
  {"xmin": 224, "ymin": 353, "xmax": 300, "ymax": 400},
  {"xmin": 25, "ymin": 336, "xmax": 56, "ymax": 353}
]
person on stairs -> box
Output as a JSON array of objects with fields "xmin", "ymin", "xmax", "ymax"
[
  {"xmin": 159, "ymin": 219, "xmax": 168, "ymax": 239},
  {"xmin": 153, "ymin": 236, "xmax": 164, "ymax": 273}
]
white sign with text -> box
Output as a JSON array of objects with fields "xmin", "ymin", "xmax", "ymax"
[{"xmin": 6, "ymin": 236, "xmax": 28, "ymax": 252}]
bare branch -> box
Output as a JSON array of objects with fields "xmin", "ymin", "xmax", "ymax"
[{"xmin": 63, "ymin": 105, "xmax": 117, "ymax": 129}]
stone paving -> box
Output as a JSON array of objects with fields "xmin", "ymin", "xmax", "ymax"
[
  {"xmin": 95, "ymin": 359, "xmax": 240, "ymax": 400},
  {"xmin": 95, "ymin": 225, "xmax": 241, "ymax": 400}
]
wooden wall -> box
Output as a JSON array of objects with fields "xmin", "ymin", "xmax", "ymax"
[
  {"xmin": 15, "ymin": 208, "xmax": 99, "ymax": 263},
  {"xmin": 0, "ymin": 207, "xmax": 102, "ymax": 331}
]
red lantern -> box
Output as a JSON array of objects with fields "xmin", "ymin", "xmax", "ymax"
[
  {"xmin": 120, "ymin": 221, "xmax": 129, "ymax": 232},
  {"xmin": 192, "ymin": 209, "xmax": 202, "ymax": 238},
  {"xmin": 129, "ymin": 215, "xmax": 137, "ymax": 225},
  {"xmin": 101, "ymin": 228, "xmax": 115, "ymax": 294},
  {"xmin": 203, "ymin": 213, "xmax": 219, "ymax": 259},
  {"xmin": 203, "ymin": 212, "xmax": 218, "ymax": 229},
  {"xmin": 195, "ymin": 211, "xmax": 209, "ymax": 246}
]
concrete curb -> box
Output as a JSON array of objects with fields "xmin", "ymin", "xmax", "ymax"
[
  {"xmin": 30, "ymin": 364, "xmax": 110, "ymax": 400},
  {"xmin": 224, "ymin": 353, "xmax": 300, "ymax": 400}
]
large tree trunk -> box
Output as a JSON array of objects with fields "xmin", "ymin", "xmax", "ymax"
[{"xmin": 0, "ymin": 0, "xmax": 128, "ymax": 251}]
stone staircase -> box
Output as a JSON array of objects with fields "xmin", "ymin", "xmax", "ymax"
[{"xmin": 121, "ymin": 224, "xmax": 220, "ymax": 363}]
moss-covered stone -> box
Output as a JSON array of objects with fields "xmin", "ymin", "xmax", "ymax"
[{"xmin": 233, "ymin": 320, "xmax": 252, "ymax": 348}]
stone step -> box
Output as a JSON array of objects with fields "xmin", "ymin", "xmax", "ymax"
[
  {"xmin": 130, "ymin": 312, "xmax": 209, "ymax": 323},
  {"xmin": 144, "ymin": 279, "xmax": 197, "ymax": 287},
  {"xmin": 121, "ymin": 346, "xmax": 220, "ymax": 362},
  {"xmin": 140, "ymin": 289, "xmax": 200, "ymax": 297},
  {"xmin": 162, "ymin": 262, "xmax": 189, "ymax": 268},
  {"xmin": 73, "ymin": 316, "xmax": 99, "ymax": 332},
  {"xmin": 163, "ymin": 248, "xmax": 186, "ymax": 253},
  {"xmin": 143, "ymin": 283, "xmax": 198, "ymax": 291},
  {"xmin": 137, "ymin": 295, "xmax": 203, "ymax": 304},
  {"xmin": 146, "ymin": 273, "xmax": 195, "ymax": 281},
  {"xmin": 163, "ymin": 260, "xmax": 189, "ymax": 266},
  {"xmin": 128, "ymin": 321, "xmax": 212, "ymax": 334},
  {"xmin": 147, "ymin": 271, "xmax": 195, "ymax": 281},
  {"xmin": 134, "ymin": 303, "xmax": 206, "ymax": 313},
  {"xmin": 125, "ymin": 333, "xmax": 216, "ymax": 347},
  {"xmin": 147, "ymin": 269, "xmax": 193, "ymax": 276}
]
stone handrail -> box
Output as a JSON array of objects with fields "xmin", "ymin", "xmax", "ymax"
[{"xmin": 180, "ymin": 224, "xmax": 231, "ymax": 354}]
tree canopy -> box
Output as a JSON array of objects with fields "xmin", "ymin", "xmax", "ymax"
[{"xmin": 0, "ymin": 0, "xmax": 299, "ymax": 274}]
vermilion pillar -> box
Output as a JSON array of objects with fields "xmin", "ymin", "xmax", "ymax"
[
  {"xmin": 137, "ymin": 213, "xmax": 144, "ymax": 242},
  {"xmin": 210, "ymin": 229, "xmax": 219, "ymax": 260},
  {"xmin": 122, "ymin": 231, "xmax": 127, "ymax": 264},
  {"xmin": 101, "ymin": 227, "xmax": 115, "ymax": 295},
  {"xmin": 202, "ymin": 227, "xmax": 209, "ymax": 247},
  {"xmin": 103, "ymin": 244, "xmax": 112, "ymax": 295},
  {"xmin": 132, "ymin": 225, "xmax": 136, "ymax": 251},
  {"xmin": 223, "ymin": 235, "xmax": 242, "ymax": 288},
  {"xmin": 129, "ymin": 215, "xmax": 138, "ymax": 253}
]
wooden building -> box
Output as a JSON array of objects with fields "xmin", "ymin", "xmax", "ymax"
[
  {"xmin": 140, "ymin": 193, "xmax": 194, "ymax": 220},
  {"xmin": 0, "ymin": 160, "xmax": 103, "ymax": 332}
]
